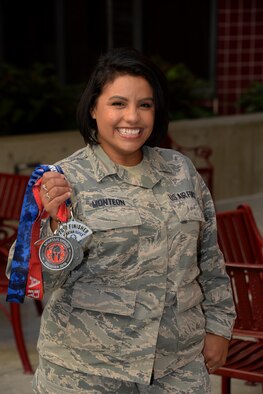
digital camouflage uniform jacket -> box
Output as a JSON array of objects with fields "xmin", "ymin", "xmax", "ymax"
[{"xmin": 26, "ymin": 145, "xmax": 237, "ymax": 384}]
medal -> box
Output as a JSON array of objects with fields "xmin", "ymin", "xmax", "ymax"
[
  {"xmin": 67, "ymin": 237, "xmax": 84, "ymax": 266},
  {"xmin": 56, "ymin": 218, "xmax": 92, "ymax": 245},
  {"xmin": 39, "ymin": 235, "xmax": 83, "ymax": 271},
  {"xmin": 39, "ymin": 235, "xmax": 74, "ymax": 271},
  {"xmin": 38, "ymin": 206, "xmax": 90, "ymax": 271}
]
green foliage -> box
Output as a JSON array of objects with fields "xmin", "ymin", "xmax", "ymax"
[
  {"xmin": 237, "ymin": 82, "xmax": 263, "ymax": 113},
  {"xmin": 152, "ymin": 57, "xmax": 214, "ymax": 120},
  {"xmin": 0, "ymin": 63, "xmax": 82, "ymax": 135},
  {"xmin": 0, "ymin": 60, "xmax": 215, "ymax": 136}
]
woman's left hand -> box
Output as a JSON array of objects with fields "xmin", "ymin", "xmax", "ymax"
[{"xmin": 203, "ymin": 333, "xmax": 229, "ymax": 374}]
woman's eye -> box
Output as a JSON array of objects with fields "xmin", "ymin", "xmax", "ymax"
[
  {"xmin": 112, "ymin": 101, "xmax": 125, "ymax": 107},
  {"xmin": 140, "ymin": 102, "xmax": 153, "ymax": 108}
]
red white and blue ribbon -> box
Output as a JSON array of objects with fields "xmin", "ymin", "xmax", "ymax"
[{"xmin": 6, "ymin": 165, "xmax": 70, "ymax": 303}]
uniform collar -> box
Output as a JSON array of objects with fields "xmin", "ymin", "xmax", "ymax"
[{"xmin": 86, "ymin": 144, "xmax": 173, "ymax": 189}]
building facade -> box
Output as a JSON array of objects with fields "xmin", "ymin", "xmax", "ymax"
[{"xmin": 0, "ymin": 0, "xmax": 262, "ymax": 116}]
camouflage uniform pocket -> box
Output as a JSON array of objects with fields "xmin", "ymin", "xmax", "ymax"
[
  {"xmin": 63, "ymin": 283, "xmax": 137, "ymax": 352},
  {"xmin": 84, "ymin": 207, "xmax": 142, "ymax": 275},
  {"xmin": 71, "ymin": 283, "xmax": 136, "ymax": 315},
  {"xmin": 83, "ymin": 206, "xmax": 142, "ymax": 232}
]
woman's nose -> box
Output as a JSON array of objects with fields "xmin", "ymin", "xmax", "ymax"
[{"xmin": 124, "ymin": 105, "xmax": 139, "ymax": 123}]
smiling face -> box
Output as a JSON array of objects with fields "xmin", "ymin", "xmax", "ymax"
[{"xmin": 91, "ymin": 75, "xmax": 155, "ymax": 166}]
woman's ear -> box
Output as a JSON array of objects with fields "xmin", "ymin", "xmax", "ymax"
[{"xmin": 90, "ymin": 109, "xmax": 96, "ymax": 119}]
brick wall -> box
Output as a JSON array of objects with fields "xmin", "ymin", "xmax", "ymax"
[{"xmin": 216, "ymin": 0, "xmax": 263, "ymax": 114}]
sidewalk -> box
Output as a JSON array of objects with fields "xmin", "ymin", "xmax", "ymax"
[{"xmin": 0, "ymin": 295, "xmax": 40, "ymax": 394}]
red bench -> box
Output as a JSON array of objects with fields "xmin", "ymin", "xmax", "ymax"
[
  {"xmin": 214, "ymin": 204, "xmax": 263, "ymax": 393},
  {"xmin": 216, "ymin": 204, "xmax": 263, "ymax": 265},
  {"xmin": 0, "ymin": 172, "xmax": 43, "ymax": 374}
]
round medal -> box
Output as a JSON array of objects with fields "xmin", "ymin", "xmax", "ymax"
[
  {"xmin": 57, "ymin": 218, "xmax": 92, "ymax": 244},
  {"xmin": 68, "ymin": 237, "xmax": 84, "ymax": 266},
  {"xmin": 39, "ymin": 235, "xmax": 74, "ymax": 271}
]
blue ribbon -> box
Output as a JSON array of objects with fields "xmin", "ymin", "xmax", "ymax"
[{"xmin": 6, "ymin": 164, "xmax": 70, "ymax": 303}]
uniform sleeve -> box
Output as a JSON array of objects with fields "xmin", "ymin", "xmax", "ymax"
[{"xmin": 189, "ymin": 162, "xmax": 236, "ymax": 340}]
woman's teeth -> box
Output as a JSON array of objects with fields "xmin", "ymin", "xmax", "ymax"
[{"xmin": 117, "ymin": 128, "xmax": 141, "ymax": 136}]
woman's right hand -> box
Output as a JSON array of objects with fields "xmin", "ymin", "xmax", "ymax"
[{"xmin": 39, "ymin": 172, "xmax": 72, "ymax": 231}]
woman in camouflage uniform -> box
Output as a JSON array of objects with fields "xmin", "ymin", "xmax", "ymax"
[{"xmin": 31, "ymin": 48, "xmax": 236, "ymax": 393}]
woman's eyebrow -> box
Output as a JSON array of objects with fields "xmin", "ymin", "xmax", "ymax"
[
  {"xmin": 108, "ymin": 95, "xmax": 128, "ymax": 101},
  {"xmin": 140, "ymin": 97, "xmax": 154, "ymax": 101},
  {"xmin": 108, "ymin": 96, "xmax": 154, "ymax": 101}
]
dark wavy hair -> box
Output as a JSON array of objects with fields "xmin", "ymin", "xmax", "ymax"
[{"xmin": 77, "ymin": 47, "xmax": 169, "ymax": 147}]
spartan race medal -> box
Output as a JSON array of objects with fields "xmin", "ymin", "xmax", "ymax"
[
  {"xmin": 39, "ymin": 235, "xmax": 75, "ymax": 271},
  {"xmin": 56, "ymin": 218, "xmax": 92, "ymax": 245},
  {"xmin": 39, "ymin": 208, "xmax": 88, "ymax": 271}
]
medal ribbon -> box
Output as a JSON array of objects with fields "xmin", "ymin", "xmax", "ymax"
[{"xmin": 6, "ymin": 165, "xmax": 70, "ymax": 303}]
